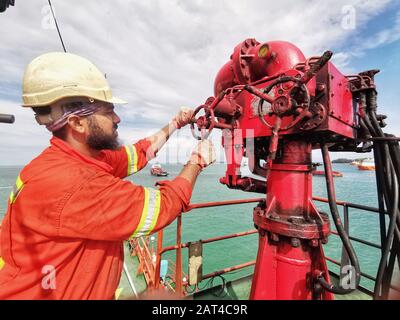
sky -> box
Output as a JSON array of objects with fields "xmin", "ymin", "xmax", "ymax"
[{"xmin": 0, "ymin": 0, "xmax": 399, "ymax": 165}]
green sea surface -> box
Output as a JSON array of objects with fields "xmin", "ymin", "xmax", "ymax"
[{"xmin": 0, "ymin": 162, "xmax": 383, "ymax": 293}]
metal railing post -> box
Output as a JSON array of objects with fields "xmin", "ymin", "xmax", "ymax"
[
  {"xmin": 339, "ymin": 204, "xmax": 351, "ymax": 284},
  {"xmin": 154, "ymin": 230, "xmax": 163, "ymax": 289},
  {"xmin": 175, "ymin": 214, "xmax": 183, "ymax": 296}
]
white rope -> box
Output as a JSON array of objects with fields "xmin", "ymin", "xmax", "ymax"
[{"xmin": 123, "ymin": 262, "xmax": 138, "ymax": 299}]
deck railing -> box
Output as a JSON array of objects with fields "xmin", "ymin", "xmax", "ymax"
[
  {"xmin": 153, "ymin": 198, "xmax": 263, "ymax": 296},
  {"xmin": 132, "ymin": 196, "xmax": 400, "ymax": 298},
  {"xmin": 313, "ymin": 196, "xmax": 400, "ymax": 296}
]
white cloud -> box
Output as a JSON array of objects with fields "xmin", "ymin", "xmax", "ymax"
[
  {"xmin": 0, "ymin": 0, "xmax": 396, "ymax": 165},
  {"xmin": 0, "ymin": 99, "xmax": 50, "ymax": 165},
  {"xmin": 345, "ymin": 9, "xmax": 400, "ymax": 58}
]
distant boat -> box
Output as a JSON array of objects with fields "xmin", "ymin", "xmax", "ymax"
[
  {"xmin": 350, "ymin": 160, "xmax": 361, "ymax": 166},
  {"xmin": 150, "ymin": 163, "xmax": 168, "ymax": 176},
  {"xmin": 357, "ymin": 159, "xmax": 375, "ymax": 171},
  {"xmin": 312, "ymin": 163, "xmax": 343, "ymax": 177},
  {"xmin": 312, "ymin": 170, "xmax": 343, "ymax": 177}
]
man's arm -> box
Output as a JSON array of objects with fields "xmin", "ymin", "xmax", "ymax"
[
  {"xmin": 178, "ymin": 163, "xmax": 201, "ymax": 188},
  {"xmin": 49, "ymin": 140, "xmax": 216, "ymax": 241},
  {"xmin": 146, "ymin": 107, "xmax": 193, "ymax": 158},
  {"xmin": 98, "ymin": 107, "xmax": 193, "ymax": 178},
  {"xmin": 146, "ymin": 122, "xmax": 177, "ymax": 159}
]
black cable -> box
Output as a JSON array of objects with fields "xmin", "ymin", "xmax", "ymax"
[
  {"xmin": 319, "ymin": 144, "xmax": 361, "ymax": 294},
  {"xmin": 363, "ymin": 88, "xmax": 400, "ymax": 299},
  {"xmin": 193, "ymin": 275, "xmax": 228, "ymax": 298},
  {"xmin": 48, "ymin": 0, "xmax": 67, "ymax": 52},
  {"xmin": 387, "ymin": 138, "xmax": 400, "ymax": 247},
  {"xmin": 367, "ymin": 91, "xmax": 395, "ymax": 193},
  {"xmin": 196, "ymin": 277, "xmax": 214, "ymax": 291},
  {"xmin": 368, "ymin": 140, "xmax": 399, "ymax": 298},
  {"xmin": 374, "ymin": 165, "xmax": 399, "ymax": 299},
  {"xmin": 383, "ymin": 233, "xmax": 399, "ymax": 298},
  {"xmin": 359, "ymin": 92, "xmax": 377, "ymax": 136},
  {"xmin": 373, "ymin": 145, "xmax": 388, "ymax": 251},
  {"xmin": 210, "ymin": 275, "xmax": 227, "ymax": 298}
]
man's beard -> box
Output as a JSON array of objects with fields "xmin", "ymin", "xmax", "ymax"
[{"xmin": 86, "ymin": 116, "xmax": 120, "ymax": 150}]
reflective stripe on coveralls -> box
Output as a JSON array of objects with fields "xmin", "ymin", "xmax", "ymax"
[
  {"xmin": 130, "ymin": 188, "xmax": 161, "ymax": 238},
  {"xmin": 9, "ymin": 175, "xmax": 24, "ymax": 204},
  {"xmin": 124, "ymin": 145, "xmax": 138, "ymax": 175}
]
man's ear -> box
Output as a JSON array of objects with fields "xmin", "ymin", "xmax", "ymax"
[{"xmin": 67, "ymin": 115, "xmax": 86, "ymax": 134}]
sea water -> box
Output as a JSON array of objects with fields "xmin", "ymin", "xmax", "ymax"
[{"xmin": 0, "ymin": 163, "xmax": 383, "ymax": 292}]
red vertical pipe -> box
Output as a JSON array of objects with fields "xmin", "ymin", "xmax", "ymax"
[
  {"xmin": 250, "ymin": 237, "xmax": 316, "ymax": 299},
  {"xmin": 250, "ymin": 141, "xmax": 331, "ymax": 299}
]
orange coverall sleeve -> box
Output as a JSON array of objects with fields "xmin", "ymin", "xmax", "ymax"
[
  {"xmin": 56, "ymin": 175, "xmax": 192, "ymax": 241},
  {"xmin": 97, "ymin": 138, "xmax": 155, "ymax": 179}
]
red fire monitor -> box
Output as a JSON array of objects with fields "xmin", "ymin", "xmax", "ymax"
[{"xmin": 190, "ymin": 38, "xmax": 374, "ymax": 300}]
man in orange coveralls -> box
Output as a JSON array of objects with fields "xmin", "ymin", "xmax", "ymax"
[{"xmin": 0, "ymin": 52, "xmax": 216, "ymax": 299}]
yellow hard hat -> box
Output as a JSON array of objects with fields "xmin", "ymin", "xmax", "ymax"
[{"xmin": 22, "ymin": 52, "xmax": 127, "ymax": 107}]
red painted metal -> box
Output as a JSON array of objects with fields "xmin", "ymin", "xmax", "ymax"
[
  {"xmin": 250, "ymin": 141, "xmax": 332, "ymax": 299},
  {"xmin": 250, "ymin": 236, "xmax": 332, "ymax": 299},
  {"xmin": 191, "ymin": 38, "xmax": 359, "ymax": 299},
  {"xmin": 154, "ymin": 230, "xmax": 163, "ymax": 289},
  {"xmin": 131, "ymin": 237, "xmax": 155, "ymax": 287},
  {"xmin": 160, "ymin": 229, "xmax": 258, "ymax": 254},
  {"xmin": 202, "ymin": 260, "xmax": 256, "ymax": 280},
  {"xmin": 152, "ymin": 223, "xmax": 259, "ymax": 295},
  {"xmin": 175, "ymin": 215, "xmax": 183, "ymax": 296},
  {"xmin": 185, "ymin": 198, "xmax": 263, "ymax": 211},
  {"xmin": 133, "ymin": 194, "xmax": 392, "ymax": 298}
]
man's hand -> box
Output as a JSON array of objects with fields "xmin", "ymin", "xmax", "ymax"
[
  {"xmin": 178, "ymin": 140, "xmax": 216, "ymax": 188},
  {"xmin": 172, "ymin": 107, "xmax": 194, "ymax": 129},
  {"xmin": 188, "ymin": 139, "xmax": 216, "ymax": 169}
]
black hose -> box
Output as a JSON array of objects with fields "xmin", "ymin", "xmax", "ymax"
[
  {"xmin": 319, "ymin": 144, "xmax": 361, "ymax": 294},
  {"xmin": 368, "ymin": 106, "xmax": 394, "ymax": 192},
  {"xmin": 373, "ymin": 166, "xmax": 399, "ymax": 299},
  {"xmin": 366, "ymin": 112, "xmax": 394, "ymax": 213},
  {"xmin": 359, "ymin": 92, "xmax": 376, "ymax": 136},
  {"xmin": 383, "ymin": 232, "xmax": 399, "ymax": 298},
  {"xmin": 364, "ymin": 88, "xmax": 400, "ymax": 299},
  {"xmin": 387, "ymin": 135, "xmax": 400, "ymax": 191},
  {"xmin": 373, "ymin": 145, "xmax": 387, "ymax": 250},
  {"xmin": 359, "ymin": 117, "xmax": 370, "ymax": 138},
  {"xmin": 387, "ymin": 138, "xmax": 400, "ymax": 247}
]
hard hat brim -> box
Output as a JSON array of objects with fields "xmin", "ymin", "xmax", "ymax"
[
  {"xmin": 22, "ymin": 95, "xmax": 128, "ymax": 107},
  {"xmin": 107, "ymin": 96, "xmax": 128, "ymax": 105}
]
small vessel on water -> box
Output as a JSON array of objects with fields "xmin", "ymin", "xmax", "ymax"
[
  {"xmin": 358, "ymin": 159, "xmax": 375, "ymax": 171},
  {"xmin": 312, "ymin": 163, "xmax": 343, "ymax": 177},
  {"xmin": 312, "ymin": 170, "xmax": 343, "ymax": 177},
  {"xmin": 150, "ymin": 163, "xmax": 168, "ymax": 176}
]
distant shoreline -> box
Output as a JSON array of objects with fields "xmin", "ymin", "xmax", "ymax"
[{"xmin": 332, "ymin": 158, "xmax": 370, "ymax": 164}]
